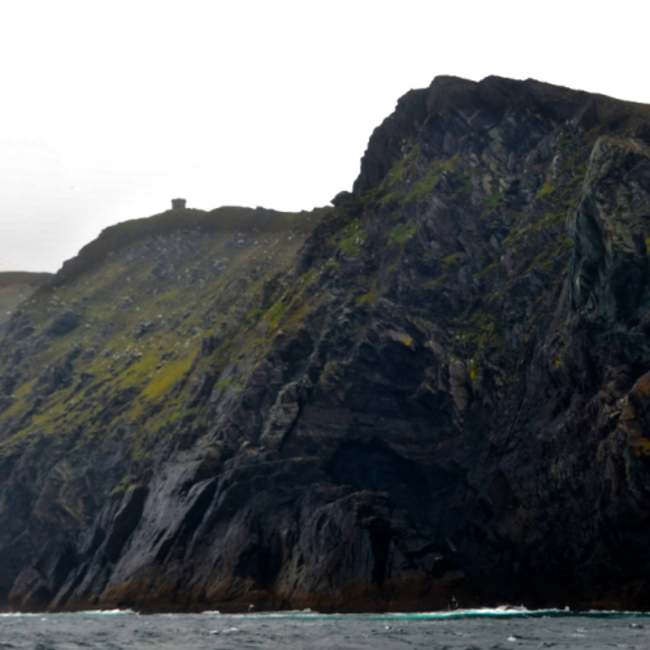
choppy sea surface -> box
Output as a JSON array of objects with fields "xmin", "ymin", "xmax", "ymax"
[{"xmin": 1, "ymin": 608, "xmax": 649, "ymax": 649}]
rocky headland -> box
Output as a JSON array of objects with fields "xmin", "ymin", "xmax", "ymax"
[{"xmin": 3, "ymin": 76, "xmax": 650, "ymax": 612}]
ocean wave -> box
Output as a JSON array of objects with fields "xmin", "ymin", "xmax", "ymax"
[
  {"xmin": 201, "ymin": 606, "xmax": 650, "ymax": 620},
  {"xmin": 79, "ymin": 608, "xmax": 136, "ymax": 616}
]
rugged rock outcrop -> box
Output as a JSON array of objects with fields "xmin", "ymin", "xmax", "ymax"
[{"xmin": 3, "ymin": 76, "xmax": 650, "ymax": 612}]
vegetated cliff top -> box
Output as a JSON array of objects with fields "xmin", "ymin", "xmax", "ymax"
[
  {"xmin": 50, "ymin": 205, "xmax": 323, "ymax": 287},
  {"xmin": 3, "ymin": 74, "xmax": 650, "ymax": 614}
]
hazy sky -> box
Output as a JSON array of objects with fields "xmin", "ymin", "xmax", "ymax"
[{"xmin": 1, "ymin": 0, "xmax": 647, "ymax": 272}]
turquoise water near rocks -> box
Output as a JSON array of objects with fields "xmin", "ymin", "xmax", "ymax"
[{"xmin": 1, "ymin": 609, "xmax": 649, "ymax": 649}]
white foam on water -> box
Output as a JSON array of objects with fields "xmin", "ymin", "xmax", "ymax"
[
  {"xmin": 206, "ymin": 605, "xmax": 650, "ymax": 622},
  {"xmin": 79, "ymin": 608, "xmax": 136, "ymax": 615}
]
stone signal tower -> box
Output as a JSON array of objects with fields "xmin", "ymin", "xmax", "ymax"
[{"xmin": 171, "ymin": 198, "xmax": 186, "ymax": 210}]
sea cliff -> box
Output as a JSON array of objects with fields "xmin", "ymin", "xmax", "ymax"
[{"xmin": 3, "ymin": 76, "xmax": 650, "ymax": 612}]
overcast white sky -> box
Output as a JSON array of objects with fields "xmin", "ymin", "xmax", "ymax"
[{"xmin": 0, "ymin": 0, "xmax": 647, "ymax": 272}]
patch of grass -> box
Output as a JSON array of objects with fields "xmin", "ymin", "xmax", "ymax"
[
  {"xmin": 319, "ymin": 360, "xmax": 342, "ymax": 392},
  {"xmin": 473, "ymin": 259, "xmax": 499, "ymax": 283},
  {"xmin": 441, "ymin": 252, "xmax": 468, "ymax": 269},
  {"xmin": 389, "ymin": 223, "xmax": 417, "ymax": 245},
  {"xmin": 142, "ymin": 355, "xmax": 194, "ymax": 400},
  {"xmin": 357, "ymin": 278, "xmax": 380, "ymax": 306},
  {"xmin": 535, "ymin": 182, "xmax": 554, "ymax": 201},
  {"xmin": 380, "ymin": 144, "xmax": 421, "ymax": 189},
  {"xmin": 214, "ymin": 376, "xmax": 233, "ymax": 391},
  {"xmin": 328, "ymin": 219, "xmax": 367, "ymax": 258},
  {"xmin": 423, "ymin": 274, "xmax": 449, "ymax": 291},
  {"xmin": 167, "ymin": 407, "xmax": 197, "ymax": 426},
  {"xmin": 485, "ymin": 192, "xmax": 504, "ymax": 209},
  {"xmin": 452, "ymin": 310, "xmax": 502, "ymax": 363},
  {"xmin": 405, "ymin": 156, "xmax": 459, "ymax": 203},
  {"xmin": 299, "ymin": 268, "xmax": 318, "ymax": 288},
  {"xmin": 264, "ymin": 299, "xmax": 288, "ymax": 329},
  {"xmin": 380, "ymin": 190, "xmax": 406, "ymax": 204}
]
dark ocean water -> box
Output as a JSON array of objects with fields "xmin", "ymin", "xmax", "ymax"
[{"xmin": 1, "ymin": 609, "xmax": 648, "ymax": 649}]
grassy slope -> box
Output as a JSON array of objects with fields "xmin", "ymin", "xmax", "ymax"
[{"xmin": 0, "ymin": 206, "xmax": 328, "ymax": 492}]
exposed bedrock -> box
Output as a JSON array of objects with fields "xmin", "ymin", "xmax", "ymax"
[{"xmin": 3, "ymin": 76, "xmax": 650, "ymax": 611}]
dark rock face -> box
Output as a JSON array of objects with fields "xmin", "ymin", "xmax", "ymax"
[
  {"xmin": 3, "ymin": 76, "xmax": 650, "ymax": 612},
  {"xmin": 46, "ymin": 311, "xmax": 82, "ymax": 337},
  {"xmin": 569, "ymin": 137, "xmax": 650, "ymax": 321}
]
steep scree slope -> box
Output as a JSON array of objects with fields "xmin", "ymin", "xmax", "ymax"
[{"xmin": 3, "ymin": 76, "xmax": 650, "ymax": 612}]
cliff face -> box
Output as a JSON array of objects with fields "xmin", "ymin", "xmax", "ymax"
[{"xmin": 3, "ymin": 76, "xmax": 650, "ymax": 612}]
